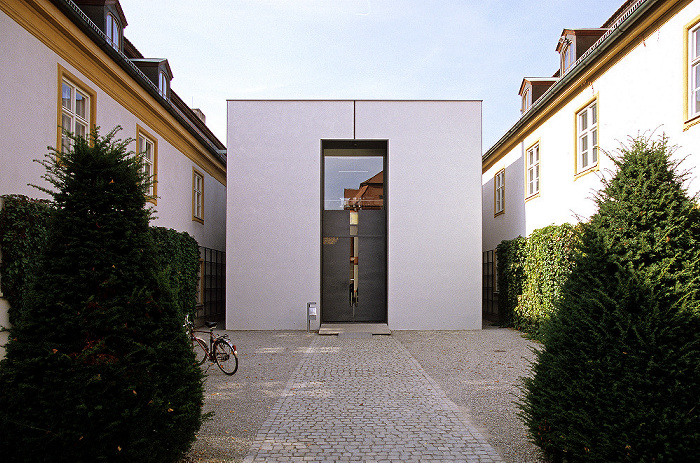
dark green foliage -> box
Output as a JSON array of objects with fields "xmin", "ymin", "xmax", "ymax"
[
  {"xmin": 520, "ymin": 135, "xmax": 700, "ymax": 462},
  {"xmin": 514, "ymin": 224, "xmax": 582, "ymax": 338},
  {"xmin": 0, "ymin": 195, "xmax": 53, "ymax": 326},
  {"xmin": 150, "ymin": 226, "xmax": 200, "ymax": 319},
  {"xmin": 0, "ymin": 196, "xmax": 200, "ymax": 325},
  {"xmin": 0, "ymin": 128, "xmax": 206, "ymax": 463},
  {"xmin": 496, "ymin": 236, "xmax": 526, "ymax": 326}
]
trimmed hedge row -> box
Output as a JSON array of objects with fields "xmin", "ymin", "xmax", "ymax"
[
  {"xmin": 496, "ymin": 223, "xmax": 582, "ymax": 339},
  {"xmin": 0, "ymin": 195, "xmax": 52, "ymax": 326},
  {"xmin": 495, "ymin": 236, "xmax": 526, "ymax": 327},
  {"xmin": 150, "ymin": 226, "xmax": 200, "ymax": 321},
  {"xmin": 0, "ymin": 195, "xmax": 200, "ymax": 325}
]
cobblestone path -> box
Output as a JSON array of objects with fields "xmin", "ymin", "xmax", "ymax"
[{"xmin": 243, "ymin": 335, "xmax": 504, "ymax": 462}]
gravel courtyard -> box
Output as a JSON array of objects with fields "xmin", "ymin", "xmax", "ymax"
[{"xmin": 183, "ymin": 325, "xmax": 543, "ymax": 463}]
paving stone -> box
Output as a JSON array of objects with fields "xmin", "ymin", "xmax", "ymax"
[{"xmin": 243, "ymin": 336, "xmax": 504, "ymax": 462}]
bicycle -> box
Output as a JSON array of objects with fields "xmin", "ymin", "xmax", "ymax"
[{"xmin": 185, "ymin": 315, "xmax": 238, "ymax": 375}]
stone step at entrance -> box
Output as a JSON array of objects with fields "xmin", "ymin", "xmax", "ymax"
[{"xmin": 318, "ymin": 323, "xmax": 391, "ymax": 337}]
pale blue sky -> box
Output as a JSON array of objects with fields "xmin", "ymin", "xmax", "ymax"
[{"xmin": 119, "ymin": 0, "xmax": 623, "ymax": 152}]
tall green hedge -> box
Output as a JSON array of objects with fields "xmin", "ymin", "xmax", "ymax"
[
  {"xmin": 0, "ymin": 195, "xmax": 52, "ymax": 326},
  {"xmin": 495, "ymin": 236, "xmax": 526, "ymax": 327},
  {"xmin": 495, "ymin": 224, "xmax": 581, "ymax": 339},
  {"xmin": 521, "ymin": 135, "xmax": 700, "ymax": 461},
  {"xmin": 0, "ymin": 128, "xmax": 205, "ymax": 463},
  {"xmin": 150, "ymin": 226, "xmax": 200, "ymax": 320},
  {"xmin": 514, "ymin": 223, "xmax": 582, "ymax": 338},
  {"xmin": 1, "ymin": 203, "xmax": 200, "ymax": 326}
]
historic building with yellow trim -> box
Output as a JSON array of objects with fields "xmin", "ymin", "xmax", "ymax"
[
  {"xmin": 482, "ymin": 0, "xmax": 700, "ymax": 317},
  {"xmin": 0, "ymin": 0, "xmax": 227, "ymax": 356}
]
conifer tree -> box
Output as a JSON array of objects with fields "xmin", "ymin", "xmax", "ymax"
[
  {"xmin": 0, "ymin": 128, "xmax": 205, "ymax": 463},
  {"xmin": 520, "ymin": 135, "xmax": 700, "ymax": 462}
]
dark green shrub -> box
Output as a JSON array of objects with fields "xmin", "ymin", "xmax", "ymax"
[
  {"xmin": 520, "ymin": 135, "xmax": 700, "ymax": 462},
  {"xmin": 0, "ymin": 128, "xmax": 206, "ymax": 463},
  {"xmin": 496, "ymin": 236, "xmax": 526, "ymax": 326},
  {"xmin": 150, "ymin": 226, "xmax": 200, "ymax": 320},
  {"xmin": 0, "ymin": 197, "xmax": 199, "ymax": 325},
  {"xmin": 514, "ymin": 223, "xmax": 581, "ymax": 339},
  {"xmin": 0, "ymin": 195, "xmax": 53, "ymax": 325}
]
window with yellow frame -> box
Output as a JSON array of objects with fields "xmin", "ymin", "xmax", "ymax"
[
  {"xmin": 575, "ymin": 99, "xmax": 598, "ymax": 175},
  {"xmin": 686, "ymin": 17, "xmax": 700, "ymax": 123},
  {"xmin": 192, "ymin": 168, "xmax": 204, "ymax": 223},
  {"xmin": 494, "ymin": 168, "xmax": 505, "ymax": 216},
  {"xmin": 57, "ymin": 66, "xmax": 96, "ymax": 152},
  {"xmin": 526, "ymin": 142, "xmax": 540, "ymax": 198},
  {"xmin": 136, "ymin": 126, "xmax": 157, "ymax": 203}
]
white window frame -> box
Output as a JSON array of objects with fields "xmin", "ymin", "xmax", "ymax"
[
  {"xmin": 521, "ymin": 87, "xmax": 531, "ymax": 113},
  {"xmin": 526, "ymin": 143, "xmax": 540, "ymax": 197},
  {"xmin": 193, "ymin": 168, "xmax": 204, "ymax": 223},
  {"xmin": 138, "ymin": 129, "xmax": 157, "ymax": 200},
  {"xmin": 689, "ymin": 24, "xmax": 700, "ymax": 119},
  {"xmin": 576, "ymin": 100, "xmax": 598, "ymax": 174},
  {"xmin": 60, "ymin": 79, "xmax": 90, "ymax": 152},
  {"xmin": 158, "ymin": 71, "xmax": 168, "ymax": 98},
  {"xmin": 561, "ymin": 40, "xmax": 575, "ymax": 74},
  {"xmin": 106, "ymin": 13, "xmax": 120, "ymax": 50},
  {"xmin": 494, "ymin": 169, "xmax": 505, "ymax": 216}
]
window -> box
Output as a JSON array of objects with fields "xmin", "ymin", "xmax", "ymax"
[
  {"xmin": 137, "ymin": 127, "xmax": 157, "ymax": 201},
  {"xmin": 193, "ymin": 168, "xmax": 204, "ymax": 223},
  {"xmin": 526, "ymin": 143, "xmax": 540, "ymax": 197},
  {"xmin": 158, "ymin": 71, "xmax": 168, "ymax": 98},
  {"xmin": 60, "ymin": 79, "xmax": 90, "ymax": 152},
  {"xmin": 521, "ymin": 87, "xmax": 531, "ymax": 113},
  {"xmin": 689, "ymin": 24, "xmax": 700, "ymax": 119},
  {"xmin": 106, "ymin": 13, "xmax": 120, "ymax": 50},
  {"xmin": 561, "ymin": 40, "xmax": 575, "ymax": 74},
  {"xmin": 494, "ymin": 169, "xmax": 505, "ymax": 216},
  {"xmin": 576, "ymin": 100, "xmax": 598, "ymax": 174}
]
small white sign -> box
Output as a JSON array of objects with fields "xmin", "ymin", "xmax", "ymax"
[{"xmin": 308, "ymin": 303, "xmax": 317, "ymax": 318}]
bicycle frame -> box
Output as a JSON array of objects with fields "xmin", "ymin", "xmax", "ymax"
[{"xmin": 185, "ymin": 315, "xmax": 238, "ymax": 375}]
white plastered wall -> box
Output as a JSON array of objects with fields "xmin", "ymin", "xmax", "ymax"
[
  {"xmin": 0, "ymin": 9, "xmax": 226, "ymax": 358},
  {"xmin": 226, "ymin": 100, "xmax": 482, "ymax": 330},
  {"xmin": 482, "ymin": 1, "xmax": 700, "ymax": 253}
]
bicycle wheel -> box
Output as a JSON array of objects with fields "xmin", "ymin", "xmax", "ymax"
[
  {"xmin": 192, "ymin": 337, "xmax": 208, "ymax": 365},
  {"xmin": 213, "ymin": 339, "xmax": 238, "ymax": 375}
]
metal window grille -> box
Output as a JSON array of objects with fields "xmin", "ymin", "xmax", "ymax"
[
  {"xmin": 482, "ymin": 250, "xmax": 498, "ymax": 318},
  {"xmin": 198, "ymin": 247, "xmax": 225, "ymax": 321}
]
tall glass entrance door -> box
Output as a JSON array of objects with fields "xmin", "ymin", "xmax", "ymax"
[{"xmin": 322, "ymin": 142, "xmax": 387, "ymax": 323}]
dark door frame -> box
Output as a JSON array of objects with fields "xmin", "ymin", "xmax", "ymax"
[{"xmin": 320, "ymin": 139, "xmax": 388, "ymax": 323}]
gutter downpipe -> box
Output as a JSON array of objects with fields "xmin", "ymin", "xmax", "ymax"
[{"xmin": 482, "ymin": 0, "xmax": 659, "ymax": 165}]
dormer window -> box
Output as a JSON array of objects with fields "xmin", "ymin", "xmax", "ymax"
[
  {"xmin": 106, "ymin": 13, "xmax": 121, "ymax": 50},
  {"xmin": 159, "ymin": 71, "xmax": 168, "ymax": 98},
  {"xmin": 73, "ymin": 1, "xmax": 127, "ymax": 52},
  {"xmin": 560, "ymin": 40, "xmax": 575, "ymax": 73},
  {"xmin": 130, "ymin": 59, "xmax": 172, "ymax": 100},
  {"xmin": 557, "ymin": 29, "xmax": 608, "ymax": 76},
  {"xmin": 521, "ymin": 87, "xmax": 531, "ymax": 113},
  {"xmin": 519, "ymin": 78, "xmax": 558, "ymax": 114}
]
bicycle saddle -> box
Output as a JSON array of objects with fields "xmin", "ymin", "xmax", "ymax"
[{"xmin": 205, "ymin": 321, "xmax": 217, "ymax": 328}]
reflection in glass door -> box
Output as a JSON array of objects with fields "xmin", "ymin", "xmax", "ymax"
[{"xmin": 322, "ymin": 142, "xmax": 387, "ymax": 323}]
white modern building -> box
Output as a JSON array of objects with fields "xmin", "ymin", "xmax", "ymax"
[
  {"xmin": 482, "ymin": 0, "xmax": 700, "ymax": 316},
  {"xmin": 227, "ymin": 100, "xmax": 482, "ymax": 330},
  {"xmin": 0, "ymin": 0, "xmax": 227, "ymax": 357}
]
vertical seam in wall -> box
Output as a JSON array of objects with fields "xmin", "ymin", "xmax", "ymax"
[{"xmin": 353, "ymin": 100, "xmax": 356, "ymax": 139}]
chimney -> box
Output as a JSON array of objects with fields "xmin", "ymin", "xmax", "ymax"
[{"xmin": 192, "ymin": 108, "xmax": 206, "ymax": 124}]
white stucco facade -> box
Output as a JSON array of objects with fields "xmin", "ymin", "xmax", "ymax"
[
  {"xmin": 0, "ymin": 1, "xmax": 227, "ymax": 358},
  {"xmin": 482, "ymin": 0, "xmax": 700, "ymax": 255},
  {"xmin": 227, "ymin": 100, "xmax": 482, "ymax": 330}
]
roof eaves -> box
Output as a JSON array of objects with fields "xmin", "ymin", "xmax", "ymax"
[
  {"xmin": 53, "ymin": 0, "xmax": 226, "ymax": 164},
  {"xmin": 482, "ymin": 0, "xmax": 657, "ymax": 166}
]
